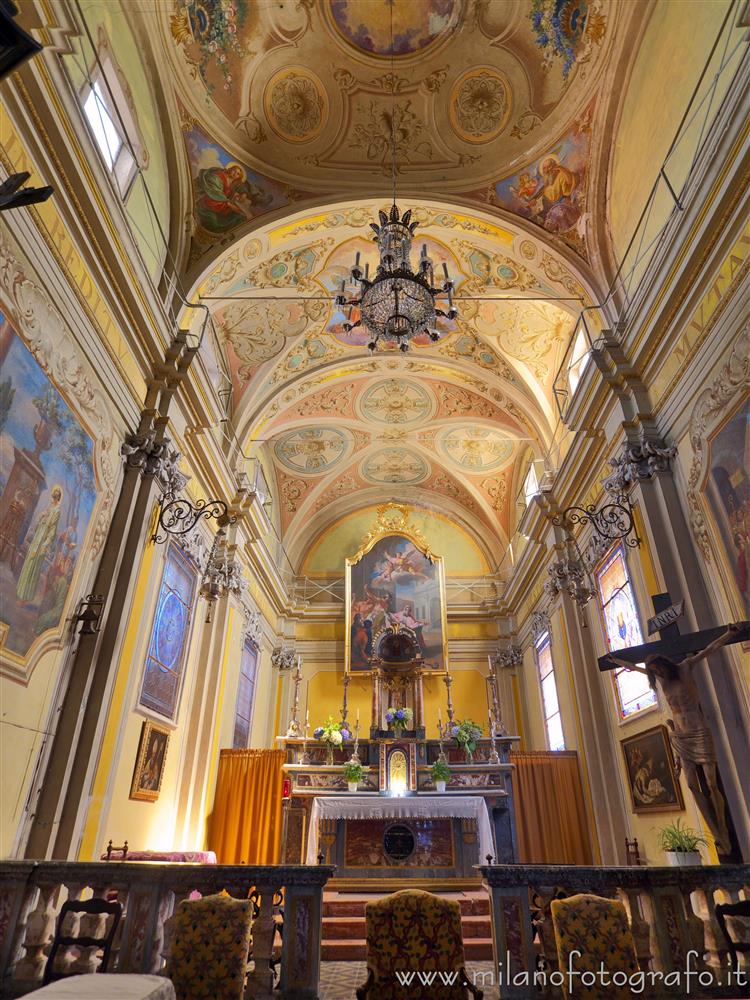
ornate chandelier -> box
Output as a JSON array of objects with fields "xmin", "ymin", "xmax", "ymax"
[{"xmin": 335, "ymin": 205, "xmax": 458, "ymax": 353}]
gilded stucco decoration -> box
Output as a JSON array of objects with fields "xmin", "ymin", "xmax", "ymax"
[
  {"xmin": 449, "ymin": 68, "xmax": 513, "ymax": 144},
  {"xmin": 264, "ymin": 68, "xmax": 327, "ymax": 144}
]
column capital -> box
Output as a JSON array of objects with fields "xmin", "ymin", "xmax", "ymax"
[
  {"xmin": 495, "ymin": 644, "xmax": 523, "ymax": 669},
  {"xmin": 603, "ymin": 434, "xmax": 677, "ymax": 495}
]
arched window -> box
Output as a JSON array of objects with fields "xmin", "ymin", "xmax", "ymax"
[
  {"xmin": 594, "ymin": 544, "xmax": 657, "ymax": 720},
  {"xmin": 232, "ymin": 639, "xmax": 259, "ymax": 748},
  {"xmin": 534, "ymin": 631, "xmax": 565, "ymax": 751}
]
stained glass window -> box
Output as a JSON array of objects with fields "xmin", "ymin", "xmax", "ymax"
[
  {"xmin": 594, "ymin": 545, "xmax": 657, "ymax": 719},
  {"xmin": 139, "ymin": 543, "xmax": 197, "ymax": 721},
  {"xmin": 535, "ymin": 631, "xmax": 566, "ymax": 751},
  {"xmin": 233, "ymin": 639, "xmax": 259, "ymax": 749}
]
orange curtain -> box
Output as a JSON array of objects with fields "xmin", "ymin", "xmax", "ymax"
[
  {"xmin": 207, "ymin": 749, "xmax": 285, "ymax": 864},
  {"xmin": 511, "ymin": 751, "xmax": 594, "ymax": 865}
]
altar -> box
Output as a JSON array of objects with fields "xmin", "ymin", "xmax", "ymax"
[
  {"xmin": 280, "ymin": 734, "xmax": 519, "ymax": 880},
  {"xmin": 277, "ymin": 504, "xmax": 520, "ymax": 883},
  {"xmin": 304, "ymin": 794, "xmax": 495, "ymax": 869}
]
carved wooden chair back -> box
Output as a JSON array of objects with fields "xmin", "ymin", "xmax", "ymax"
[
  {"xmin": 43, "ymin": 897, "xmax": 122, "ymax": 984},
  {"xmin": 715, "ymin": 900, "xmax": 750, "ymax": 971}
]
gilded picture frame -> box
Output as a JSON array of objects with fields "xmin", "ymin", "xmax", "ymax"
[
  {"xmin": 130, "ymin": 719, "xmax": 170, "ymax": 802},
  {"xmin": 620, "ymin": 725, "xmax": 684, "ymax": 814},
  {"xmin": 345, "ymin": 503, "xmax": 449, "ymax": 674}
]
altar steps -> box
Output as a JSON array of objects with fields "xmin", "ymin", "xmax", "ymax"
[{"xmin": 321, "ymin": 889, "xmax": 493, "ymax": 961}]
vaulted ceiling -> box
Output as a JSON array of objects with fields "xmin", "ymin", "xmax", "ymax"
[{"xmin": 125, "ymin": 0, "xmax": 653, "ymax": 568}]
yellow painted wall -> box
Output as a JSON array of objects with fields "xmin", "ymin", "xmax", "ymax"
[
  {"xmin": 610, "ymin": 0, "xmax": 741, "ymax": 265},
  {"xmin": 304, "ymin": 665, "xmax": 490, "ymax": 739},
  {"xmin": 301, "ymin": 507, "xmax": 490, "ymax": 577}
]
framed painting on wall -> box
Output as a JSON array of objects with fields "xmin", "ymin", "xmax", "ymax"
[
  {"xmin": 701, "ymin": 396, "xmax": 750, "ymax": 617},
  {"xmin": 130, "ymin": 720, "xmax": 170, "ymax": 802},
  {"xmin": 138, "ymin": 541, "xmax": 198, "ymax": 721},
  {"xmin": 345, "ymin": 503, "xmax": 448, "ymax": 673},
  {"xmin": 621, "ymin": 725, "xmax": 684, "ymax": 814}
]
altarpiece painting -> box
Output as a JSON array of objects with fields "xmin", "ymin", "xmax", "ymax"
[{"xmin": 346, "ymin": 504, "xmax": 448, "ymax": 673}]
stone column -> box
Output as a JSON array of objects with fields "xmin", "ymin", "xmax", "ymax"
[
  {"xmin": 24, "ymin": 335, "xmax": 198, "ymax": 859},
  {"xmin": 608, "ymin": 440, "xmax": 750, "ymax": 857}
]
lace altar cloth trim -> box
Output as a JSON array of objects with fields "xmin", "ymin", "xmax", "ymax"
[{"xmin": 305, "ymin": 795, "xmax": 494, "ymax": 865}]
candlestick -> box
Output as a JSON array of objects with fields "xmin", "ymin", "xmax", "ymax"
[
  {"xmin": 488, "ymin": 710, "xmax": 500, "ymax": 765},
  {"xmin": 285, "ymin": 653, "xmax": 303, "ymax": 737},
  {"xmin": 342, "ymin": 671, "xmax": 350, "ymax": 725},
  {"xmin": 300, "ymin": 718, "xmax": 311, "ymax": 765},
  {"xmin": 443, "ymin": 670, "xmax": 455, "ymax": 726}
]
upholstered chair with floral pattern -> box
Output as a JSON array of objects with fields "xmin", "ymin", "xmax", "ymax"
[
  {"xmin": 550, "ymin": 893, "xmax": 640, "ymax": 1000},
  {"xmin": 165, "ymin": 893, "xmax": 253, "ymax": 1000},
  {"xmin": 356, "ymin": 889, "xmax": 482, "ymax": 1000}
]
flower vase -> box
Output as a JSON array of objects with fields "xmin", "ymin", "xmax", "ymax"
[
  {"xmin": 391, "ymin": 726, "xmax": 403, "ymax": 740},
  {"xmin": 464, "ymin": 748, "xmax": 474, "ymax": 763},
  {"xmin": 326, "ymin": 744, "xmax": 335, "ymax": 766},
  {"xmin": 348, "ymin": 781, "xmax": 358, "ymax": 793},
  {"xmin": 436, "ymin": 780, "xmax": 446, "ymax": 793}
]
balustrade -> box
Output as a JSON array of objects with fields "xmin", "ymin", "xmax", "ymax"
[
  {"xmin": 0, "ymin": 861, "xmax": 333, "ymax": 999},
  {"xmin": 479, "ymin": 863, "xmax": 750, "ymax": 999}
]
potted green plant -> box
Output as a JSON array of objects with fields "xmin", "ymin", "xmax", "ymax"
[
  {"xmin": 343, "ymin": 760, "xmax": 365, "ymax": 792},
  {"xmin": 658, "ymin": 819, "xmax": 707, "ymax": 866},
  {"xmin": 431, "ymin": 759, "xmax": 451, "ymax": 793}
]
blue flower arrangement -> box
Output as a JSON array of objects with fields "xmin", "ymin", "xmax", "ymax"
[{"xmin": 385, "ymin": 707, "xmax": 413, "ymax": 734}]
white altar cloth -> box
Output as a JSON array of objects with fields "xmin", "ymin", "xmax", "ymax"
[{"xmin": 305, "ymin": 795, "xmax": 495, "ymax": 865}]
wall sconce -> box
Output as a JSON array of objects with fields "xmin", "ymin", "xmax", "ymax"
[{"xmin": 73, "ymin": 594, "xmax": 104, "ymax": 635}]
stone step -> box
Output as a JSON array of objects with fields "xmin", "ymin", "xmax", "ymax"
[
  {"xmin": 322, "ymin": 891, "xmax": 490, "ymax": 918},
  {"xmin": 321, "ymin": 914, "xmax": 492, "ymax": 941},
  {"xmin": 321, "ymin": 937, "xmax": 495, "ymax": 962}
]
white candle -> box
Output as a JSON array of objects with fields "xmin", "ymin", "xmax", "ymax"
[{"xmin": 356, "ymin": 707, "xmax": 360, "ymax": 721}]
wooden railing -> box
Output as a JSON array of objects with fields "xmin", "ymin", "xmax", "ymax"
[
  {"xmin": 479, "ymin": 863, "xmax": 750, "ymax": 999},
  {"xmin": 0, "ymin": 861, "xmax": 334, "ymax": 999}
]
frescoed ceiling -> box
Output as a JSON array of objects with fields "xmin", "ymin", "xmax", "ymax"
[
  {"xmin": 179, "ymin": 195, "xmax": 595, "ymax": 562},
  {"xmin": 137, "ymin": 0, "xmax": 647, "ymax": 265},
  {"xmin": 117, "ymin": 0, "xmax": 655, "ymax": 567}
]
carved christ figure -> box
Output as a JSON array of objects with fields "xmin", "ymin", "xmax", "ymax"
[{"xmin": 607, "ymin": 622, "xmax": 746, "ymax": 855}]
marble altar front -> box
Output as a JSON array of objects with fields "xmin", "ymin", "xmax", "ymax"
[{"xmin": 279, "ymin": 736, "xmax": 519, "ymax": 879}]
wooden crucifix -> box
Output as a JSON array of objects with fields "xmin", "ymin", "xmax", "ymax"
[{"xmin": 599, "ymin": 593, "xmax": 750, "ymax": 857}]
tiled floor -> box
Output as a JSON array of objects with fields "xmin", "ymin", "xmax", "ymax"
[{"xmin": 318, "ymin": 960, "xmax": 501, "ymax": 999}]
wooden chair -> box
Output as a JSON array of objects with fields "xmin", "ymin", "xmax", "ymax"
[
  {"xmin": 165, "ymin": 893, "xmax": 253, "ymax": 1000},
  {"xmin": 104, "ymin": 838, "xmax": 129, "ymax": 859},
  {"xmin": 715, "ymin": 900, "xmax": 750, "ymax": 972},
  {"xmin": 550, "ymin": 893, "xmax": 639, "ymax": 999},
  {"xmin": 43, "ymin": 897, "xmax": 122, "ymax": 984},
  {"xmin": 356, "ymin": 888, "xmax": 482, "ymax": 999},
  {"xmin": 625, "ymin": 837, "xmax": 644, "ymax": 866}
]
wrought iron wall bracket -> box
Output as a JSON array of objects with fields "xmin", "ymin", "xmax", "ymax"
[
  {"xmin": 152, "ymin": 492, "xmax": 236, "ymax": 543},
  {"xmin": 552, "ymin": 492, "xmax": 640, "ymax": 549}
]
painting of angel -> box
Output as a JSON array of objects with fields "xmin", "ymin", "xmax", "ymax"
[{"xmin": 347, "ymin": 534, "xmax": 447, "ymax": 672}]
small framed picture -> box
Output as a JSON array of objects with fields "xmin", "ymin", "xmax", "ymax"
[
  {"xmin": 130, "ymin": 720, "xmax": 170, "ymax": 802},
  {"xmin": 621, "ymin": 724, "xmax": 684, "ymax": 814}
]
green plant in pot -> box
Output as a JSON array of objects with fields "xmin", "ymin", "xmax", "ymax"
[
  {"xmin": 431, "ymin": 758, "xmax": 451, "ymax": 793},
  {"xmin": 657, "ymin": 818, "xmax": 707, "ymax": 866},
  {"xmin": 343, "ymin": 760, "xmax": 365, "ymax": 792}
]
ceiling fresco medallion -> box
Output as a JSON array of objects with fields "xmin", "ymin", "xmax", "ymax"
[
  {"xmin": 438, "ymin": 427, "xmax": 514, "ymax": 472},
  {"xmin": 359, "ymin": 379, "xmax": 435, "ymax": 425},
  {"xmin": 362, "ymin": 448, "xmax": 429, "ymax": 485},
  {"xmin": 263, "ymin": 68, "xmax": 327, "ymax": 144},
  {"xmin": 328, "ymin": 0, "xmax": 458, "ymax": 56},
  {"xmin": 449, "ymin": 68, "xmax": 512, "ymax": 144},
  {"xmin": 273, "ymin": 428, "xmax": 349, "ymax": 474}
]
